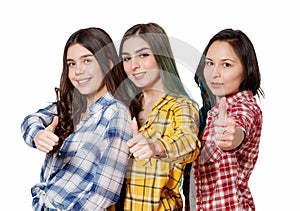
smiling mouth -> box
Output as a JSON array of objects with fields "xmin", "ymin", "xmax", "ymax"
[
  {"xmin": 132, "ymin": 72, "xmax": 146, "ymax": 79},
  {"xmin": 77, "ymin": 78, "xmax": 90, "ymax": 85},
  {"xmin": 211, "ymin": 82, "xmax": 223, "ymax": 88}
]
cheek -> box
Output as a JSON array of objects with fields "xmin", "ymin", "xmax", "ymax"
[
  {"xmin": 203, "ymin": 68, "xmax": 210, "ymax": 82},
  {"xmin": 224, "ymin": 73, "xmax": 243, "ymax": 91},
  {"xmin": 123, "ymin": 63, "xmax": 131, "ymax": 74},
  {"xmin": 146, "ymin": 57, "xmax": 159, "ymax": 70},
  {"xmin": 93, "ymin": 66, "xmax": 106, "ymax": 81},
  {"xmin": 232, "ymin": 72, "xmax": 244, "ymax": 85},
  {"xmin": 151, "ymin": 70, "xmax": 161, "ymax": 80},
  {"xmin": 68, "ymin": 69, "xmax": 74, "ymax": 80},
  {"xmin": 67, "ymin": 71, "xmax": 77, "ymax": 87},
  {"xmin": 228, "ymin": 67, "xmax": 244, "ymax": 84}
]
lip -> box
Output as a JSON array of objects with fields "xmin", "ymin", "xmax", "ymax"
[
  {"xmin": 210, "ymin": 82, "xmax": 223, "ymax": 88},
  {"xmin": 132, "ymin": 72, "xmax": 146, "ymax": 80},
  {"xmin": 77, "ymin": 78, "xmax": 90, "ymax": 86}
]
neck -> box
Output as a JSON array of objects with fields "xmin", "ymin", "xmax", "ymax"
[
  {"xmin": 86, "ymin": 86, "xmax": 108, "ymax": 108},
  {"xmin": 142, "ymin": 89, "xmax": 165, "ymax": 107}
]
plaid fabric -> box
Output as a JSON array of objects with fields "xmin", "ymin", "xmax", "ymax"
[
  {"xmin": 193, "ymin": 90, "xmax": 262, "ymax": 211},
  {"xmin": 21, "ymin": 93, "xmax": 132, "ymax": 210},
  {"xmin": 124, "ymin": 94, "xmax": 200, "ymax": 211}
]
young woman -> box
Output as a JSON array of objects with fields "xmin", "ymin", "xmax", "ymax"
[
  {"xmin": 193, "ymin": 28, "xmax": 264, "ymax": 210},
  {"xmin": 21, "ymin": 27, "xmax": 132, "ymax": 210},
  {"xmin": 119, "ymin": 23, "xmax": 200, "ymax": 210}
]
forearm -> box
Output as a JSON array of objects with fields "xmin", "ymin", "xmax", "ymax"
[
  {"xmin": 219, "ymin": 127, "xmax": 245, "ymax": 151},
  {"xmin": 158, "ymin": 132, "xmax": 200, "ymax": 163},
  {"xmin": 21, "ymin": 104, "xmax": 56, "ymax": 147},
  {"xmin": 39, "ymin": 142, "xmax": 129, "ymax": 210},
  {"xmin": 159, "ymin": 102, "xmax": 200, "ymax": 163}
]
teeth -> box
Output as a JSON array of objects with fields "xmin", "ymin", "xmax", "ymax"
[
  {"xmin": 78, "ymin": 79, "xmax": 89, "ymax": 84},
  {"xmin": 133, "ymin": 72, "xmax": 144, "ymax": 77}
]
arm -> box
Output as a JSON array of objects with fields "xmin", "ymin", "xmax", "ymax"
[
  {"xmin": 214, "ymin": 97, "xmax": 256, "ymax": 151},
  {"xmin": 128, "ymin": 99, "xmax": 200, "ymax": 163},
  {"xmin": 40, "ymin": 106, "xmax": 132, "ymax": 210},
  {"xmin": 215, "ymin": 121, "xmax": 245, "ymax": 151},
  {"xmin": 20, "ymin": 103, "xmax": 57, "ymax": 149},
  {"xmin": 158, "ymin": 100, "xmax": 200, "ymax": 163}
]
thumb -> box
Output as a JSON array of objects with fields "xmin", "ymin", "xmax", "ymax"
[
  {"xmin": 46, "ymin": 116, "xmax": 59, "ymax": 132},
  {"xmin": 132, "ymin": 117, "xmax": 139, "ymax": 136},
  {"xmin": 218, "ymin": 97, "xmax": 227, "ymax": 124}
]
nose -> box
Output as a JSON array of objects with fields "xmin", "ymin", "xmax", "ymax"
[
  {"xmin": 75, "ymin": 63, "xmax": 84, "ymax": 75},
  {"xmin": 130, "ymin": 57, "xmax": 140, "ymax": 71},
  {"xmin": 211, "ymin": 65, "xmax": 221, "ymax": 78}
]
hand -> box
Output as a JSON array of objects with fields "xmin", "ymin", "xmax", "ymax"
[
  {"xmin": 214, "ymin": 97, "xmax": 237, "ymax": 150},
  {"xmin": 34, "ymin": 116, "xmax": 59, "ymax": 153},
  {"xmin": 127, "ymin": 117, "xmax": 164, "ymax": 160},
  {"xmin": 131, "ymin": 117, "xmax": 139, "ymax": 136}
]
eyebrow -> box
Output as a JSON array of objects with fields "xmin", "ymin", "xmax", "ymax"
[
  {"xmin": 67, "ymin": 54, "xmax": 94, "ymax": 62},
  {"xmin": 206, "ymin": 57, "xmax": 236, "ymax": 63},
  {"xmin": 122, "ymin": 47, "xmax": 151, "ymax": 56}
]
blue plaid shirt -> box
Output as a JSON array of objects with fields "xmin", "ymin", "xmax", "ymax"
[{"xmin": 21, "ymin": 93, "xmax": 132, "ymax": 210}]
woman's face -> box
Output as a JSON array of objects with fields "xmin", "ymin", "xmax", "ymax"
[
  {"xmin": 67, "ymin": 43, "xmax": 106, "ymax": 100},
  {"xmin": 121, "ymin": 36, "xmax": 162, "ymax": 91},
  {"xmin": 204, "ymin": 40, "xmax": 244, "ymax": 100}
]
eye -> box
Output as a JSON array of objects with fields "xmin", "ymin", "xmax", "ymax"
[
  {"xmin": 223, "ymin": 62, "xmax": 231, "ymax": 68},
  {"xmin": 122, "ymin": 56, "xmax": 131, "ymax": 62},
  {"xmin": 139, "ymin": 53, "xmax": 150, "ymax": 58},
  {"xmin": 67, "ymin": 62, "xmax": 75, "ymax": 67},
  {"xmin": 84, "ymin": 58, "xmax": 92, "ymax": 64},
  {"xmin": 205, "ymin": 61, "xmax": 213, "ymax": 66}
]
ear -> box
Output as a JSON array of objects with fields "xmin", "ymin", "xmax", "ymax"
[{"xmin": 108, "ymin": 60, "xmax": 113, "ymax": 70}]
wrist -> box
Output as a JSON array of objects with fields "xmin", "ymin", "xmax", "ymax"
[{"xmin": 153, "ymin": 141, "xmax": 166, "ymax": 158}]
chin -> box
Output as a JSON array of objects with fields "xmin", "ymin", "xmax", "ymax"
[{"xmin": 211, "ymin": 90, "xmax": 226, "ymax": 97}]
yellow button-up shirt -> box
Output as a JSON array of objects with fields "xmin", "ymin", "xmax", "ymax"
[{"xmin": 124, "ymin": 94, "xmax": 200, "ymax": 211}]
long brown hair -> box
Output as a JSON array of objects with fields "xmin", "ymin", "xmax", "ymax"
[
  {"xmin": 119, "ymin": 23, "xmax": 191, "ymax": 120},
  {"xmin": 49, "ymin": 27, "xmax": 127, "ymax": 154}
]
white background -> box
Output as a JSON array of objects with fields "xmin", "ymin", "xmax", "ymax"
[{"xmin": 1, "ymin": 0, "xmax": 298, "ymax": 210}]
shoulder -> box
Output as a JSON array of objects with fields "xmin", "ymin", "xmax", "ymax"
[
  {"xmin": 163, "ymin": 96, "xmax": 199, "ymax": 121},
  {"xmin": 228, "ymin": 91, "xmax": 262, "ymax": 124},
  {"xmin": 168, "ymin": 96, "xmax": 199, "ymax": 110},
  {"xmin": 102, "ymin": 93, "xmax": 131, "ymax": 117},
  {"xmin": 229, "ymin": 91, "xmax": 261, "ymax": 112},
  {"xmin": 102, "ymin": 93, "xmax": 128, "ymax": 108}
]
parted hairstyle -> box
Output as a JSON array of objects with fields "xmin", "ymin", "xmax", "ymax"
[
  {"xmin": 118, "ymin": 22, "xmax": 192, "ymax": 120},
  {"xmin": 50, "ymin": 27, "xmax": 128, "ymax": 154},
  {"xmin": 194, "ymin": 28, "xmax": 265, "ymax": 134}
]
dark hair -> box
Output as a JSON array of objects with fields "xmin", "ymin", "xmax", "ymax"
[
  {"xmin": 50, "ymin": 27, "xmax": 127, "ymax": 154},
  {"xmin": 119, "ymin": 23, "xmax": 191, "ymax": 119},
  {"xmin": 194, "ymin": 28, "xmax": 264, "ymax": 133}
]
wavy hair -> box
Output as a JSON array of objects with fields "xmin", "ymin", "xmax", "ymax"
[
  {"xmin": 49, "ymin": 27, "xmax": 127, "ymax": 154},
  {"xmin": 118, "ymin": 23, "xmax": 191, "ymax": 119}
]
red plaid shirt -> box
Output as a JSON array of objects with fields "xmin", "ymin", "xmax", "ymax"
[{"xmin": 193, "ymin": 90, "xmax": 262, "ymax": 211}]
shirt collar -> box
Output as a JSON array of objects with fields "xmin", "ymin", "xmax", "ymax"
[
  {"xmin": 226, "ymin": 90, "xmax": 253, "ymax": 105},
  {"xmin": 88, "ymin": 92, "xmax": 114, "ymax": 114},
  {"xmin": 211, "ymin": 90, "xmax": 253, "ymax": 116},
  {"xmin": 138, "ymin": 93, "xmax": 175, "ymax": 111}
]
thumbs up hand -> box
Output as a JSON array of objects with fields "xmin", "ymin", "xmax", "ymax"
[
  {"xmin": 214, "ymin": 97, "xmax": 237, "ymax": 150},
  {"xmin": 34, "ymin": 116, "xmax": 59, "ymax": 153},
  {"xmin": 131, "ymin": 117, "xmax": 139, "ymax": 136},
  {"xmin": 127, "ymin": 117, "xmax": 165, "ymax": 160}
]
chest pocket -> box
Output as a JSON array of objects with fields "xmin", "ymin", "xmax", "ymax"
[{"xmin": 144, "ymin": 108, "xmax": 175, "ymax": 140}]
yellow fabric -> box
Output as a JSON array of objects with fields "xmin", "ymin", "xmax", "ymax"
[
  {"xmin": 107, "ymin": 205, "xmax": 115, "ymax": 211},
  {"xmin": 124, "ymin": 94, "xmax": 200, "ymax": 211}
]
